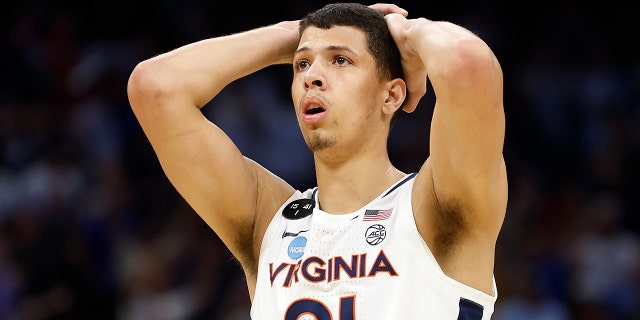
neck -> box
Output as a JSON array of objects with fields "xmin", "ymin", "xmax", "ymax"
[{"xmin": 313, "ymin": 152, "xmax": 405, "ymax": 214}]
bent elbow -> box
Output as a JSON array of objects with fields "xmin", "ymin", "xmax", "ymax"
[
  {"xmin": 452, "ymin": 38, "xmax": 502, "ymax": 86},
  {"xmin": 127, "ymin": 60, "xmax": 173, "ymax": 113}
]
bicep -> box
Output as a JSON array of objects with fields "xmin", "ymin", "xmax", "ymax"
[{"xmin": 426, "ymin": 55, "xmax": 506, "ymax": 232}]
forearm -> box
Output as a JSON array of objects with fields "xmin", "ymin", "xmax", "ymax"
[{"xmin": 129, "ymin": 23, "xmax": 299, "ymax": 108}]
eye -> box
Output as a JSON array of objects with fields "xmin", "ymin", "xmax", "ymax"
[
  {"xmin": 334, "ymin": 56, "xmax": 352, "ymax": 66},
  {"xmin": 295, "ymin": 59, "xmax": 311, "ymax": 72}
]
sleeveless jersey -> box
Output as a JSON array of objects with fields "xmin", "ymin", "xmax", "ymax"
[{"xmin": 251, "ymin": 173, "xmax": 497, "ymax": 319}]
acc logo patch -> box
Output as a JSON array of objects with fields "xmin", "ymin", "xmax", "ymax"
[
  {"xmin": 365, "ymin": 224, "xmax": 386, "ymax": 245},
  {"xmin": 282, "ymin": 199, "xmax": 315, "ymax": 220},
  {"xmin": 288, "ymin": 236, "xmax": 307, "ymax": 259}
]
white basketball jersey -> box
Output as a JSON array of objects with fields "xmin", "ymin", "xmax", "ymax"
[{"xmin": 251, "ymin": 173, "xmax": 497, "ymax": 319}]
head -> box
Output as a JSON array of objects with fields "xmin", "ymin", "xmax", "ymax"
[
  {"xmin": 299, "ymin": 3, "xmax": 405, "ymax": 123},
  {"xmin": 293, "ymin": 3, "xmax": 406, "ymax": 155}
]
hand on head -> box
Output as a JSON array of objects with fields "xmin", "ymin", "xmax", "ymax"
[
  {"xmin": 367, "ymin": 4, "xmax": 427, "ymax": 113},
  {"xmin": 383, "ymin": 9, "xmax": 428, "ymax": 113}
]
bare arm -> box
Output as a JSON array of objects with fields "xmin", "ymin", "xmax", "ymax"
[
  {"xmin": 126, "ymin": 22, "xmax": 299, "ymax": 280},
  {"xmin": 386, "ymin": 14, "xmax": 507, "ymax": 293}
]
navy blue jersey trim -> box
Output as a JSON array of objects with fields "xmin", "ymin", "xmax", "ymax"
[
  {"xmin": 382, "ymin": 172, "xmax": 417, "ymax": 198},
  {"xmin": 457, "ymin": 297, "xmax": 484, "ymax": 320},
  {"xmin": 311, "ymin": 188, "xmax": 318, "ymax": 200}
]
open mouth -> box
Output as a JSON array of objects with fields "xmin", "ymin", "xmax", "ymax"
[{"xmin": 305, "ymin": 105, "xmax": 325, "ymax": 115}]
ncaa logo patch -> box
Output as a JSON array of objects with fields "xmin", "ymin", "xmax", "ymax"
[
  {"xmin": 288, "ymin": 236, "xmax": 307, "ymax": 259},
  {"xmin": 365, "ymin": 224, "xmax": 386, "ymax": 245}
]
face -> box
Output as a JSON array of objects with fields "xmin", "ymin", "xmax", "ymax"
[{"xmin": 292, "ymin": 26, "xmax": 390, "ymax": 158}]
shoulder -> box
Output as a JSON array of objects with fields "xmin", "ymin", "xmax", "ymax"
[{"xmin": 234, "ymin": 159, "xmax": 296, "ymax": 272}]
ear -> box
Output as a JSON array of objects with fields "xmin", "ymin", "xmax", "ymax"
[{"xmin": 382, "ymin": 78, "xmax": 406, "ymax": 115}]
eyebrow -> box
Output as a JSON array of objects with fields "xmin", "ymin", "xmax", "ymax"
[{"xmin": 295, "ymin": 45, "xmax": 358, "ymax": 56}]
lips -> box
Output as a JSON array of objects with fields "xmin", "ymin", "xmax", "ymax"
[{"xmin": 301, "ymin": 96, "xmax": 327, "ymax": 123}]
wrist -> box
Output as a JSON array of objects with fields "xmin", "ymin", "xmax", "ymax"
[{"xmin": 264, "ymin": 22, "xmax": 300, "ymax": 64}]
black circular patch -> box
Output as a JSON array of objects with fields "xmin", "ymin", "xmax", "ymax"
[{"xmin": 282, "ymin": 199, "xmax": 315, "ymax": 220}]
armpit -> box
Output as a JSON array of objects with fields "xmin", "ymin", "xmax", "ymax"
[{"xmin": 432, "ymin": 198, "xmax": 468, "ymax": 259}]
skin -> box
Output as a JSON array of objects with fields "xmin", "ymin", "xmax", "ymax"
[
  {"xmin": 292, "ymin": 25, "xmax": 407, "ymax": 214},
  {"xmin": 386, "ymin": 13, "xmax": 507, "ymax": 294},
  {"xmin": 127, "ymin": 2, "xmax": 506, "ymax": 302}
]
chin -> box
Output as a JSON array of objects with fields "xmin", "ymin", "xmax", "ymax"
[{"xmin": 306, "ymin": 133, "xmax": 336, "ymax": 152}]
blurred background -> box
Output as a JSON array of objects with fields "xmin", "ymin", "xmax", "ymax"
[{"xmin": 1, "ymin": 0, "xmax": 638, "ymax": 319}]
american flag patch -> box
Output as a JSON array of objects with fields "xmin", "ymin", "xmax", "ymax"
[{"xmin": 363, "ymin": 209, "xmax": 393, "ymax": 221}]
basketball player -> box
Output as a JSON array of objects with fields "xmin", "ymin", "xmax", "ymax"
[{"xmin": 127, "ymin": 2, "xmax": 507, "ymax": 319}]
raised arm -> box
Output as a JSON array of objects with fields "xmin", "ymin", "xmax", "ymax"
[
  {"xmin": 126, "ymin": 22, "xmax": 299, "ymax": 278},
  {"xmin": 386, "ymin": 14, "xmax": 507, "ymax": 293}
]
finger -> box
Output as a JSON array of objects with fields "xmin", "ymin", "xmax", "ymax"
[
  {"xmin": 384, "ymin": 13, "xmax": 408, "ymax": 34},
  {"xmin": 369, "ymin": 3, "xmax": 408, "ymax": 17},
  {"xmin": 402, "ymin": 95, "xmax": 420, "ymax": 113},
  {"xmin": 403, "ymin": 79, "xmax": 427, "ymax": 113}
]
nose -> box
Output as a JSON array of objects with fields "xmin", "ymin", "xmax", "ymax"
[{"xmin": 304, "ymin": 62, "xmax": 325, "ymax": 90}]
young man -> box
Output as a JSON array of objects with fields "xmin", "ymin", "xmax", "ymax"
[{"xmin": 127, "ymin": 2, "xmax": 507, "ymax": 319}]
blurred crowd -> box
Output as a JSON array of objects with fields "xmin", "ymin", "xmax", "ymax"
[{"xmin": 1, "ymin": 0, "xmax": 638, "ymax": 319}]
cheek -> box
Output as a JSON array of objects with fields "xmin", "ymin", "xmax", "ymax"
[
  {"xmin": 291, "ymin": 84, "xmax": 303, "ymax": 109},
  {"xmin": 355, "ymin": 84, "xmax": 383, "ymax": 112}
]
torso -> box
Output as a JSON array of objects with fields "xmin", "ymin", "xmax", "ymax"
[{"xmin": 250, "ymin": 173, "xmax": 497, "ymax": 319}]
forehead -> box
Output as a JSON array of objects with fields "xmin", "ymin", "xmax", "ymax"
[{"xmin": 298, "ymin": 25, "xmax": 368, "ymax": 53}]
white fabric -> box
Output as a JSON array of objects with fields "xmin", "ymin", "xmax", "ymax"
[{"xmin": 251, "ymin": 174, "xmax": 496, "ymax": 319}]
